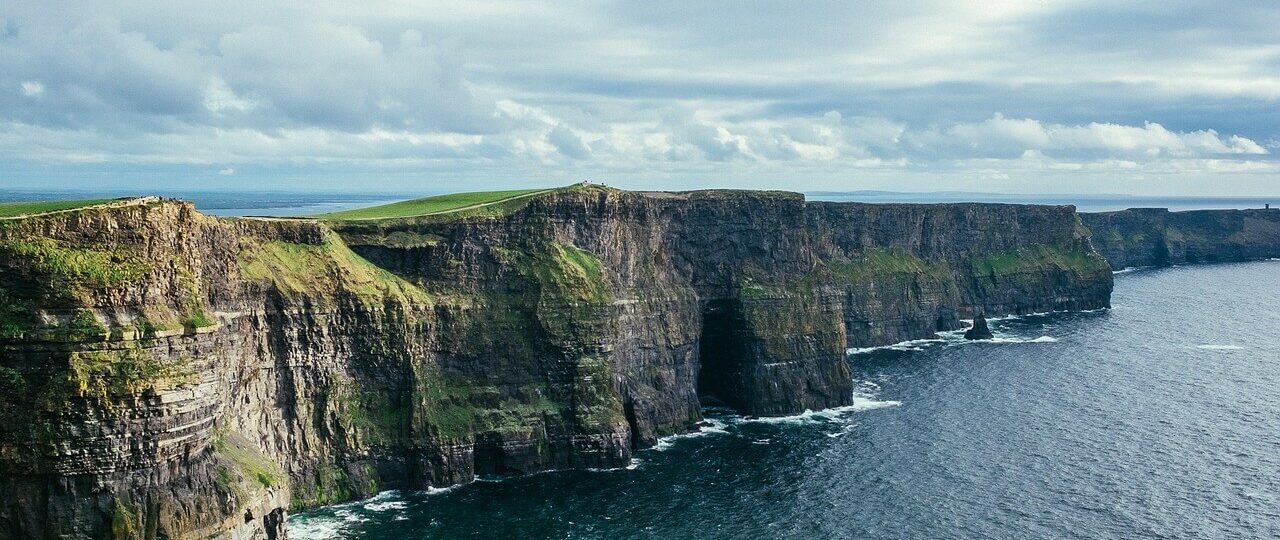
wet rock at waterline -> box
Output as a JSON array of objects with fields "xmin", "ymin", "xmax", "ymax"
[{"xmin": 964, "ymin": 313, "xmax": 995, "ymax": 340}]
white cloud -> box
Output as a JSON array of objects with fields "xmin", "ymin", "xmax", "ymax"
[
  {"xmin": 0, "ymin": 1, "xmax": 1277, "ymax": 194},
  {"xmin": 906, "ymin": 115, "xmax": 1269, "ymax": 160},
  {"xmin": 203, "ymin": 77, "xmax": 255, "ymax": 113},
  {"xmin": 19, "ymin": 81, "xmax": 43, "ymax": 97}
]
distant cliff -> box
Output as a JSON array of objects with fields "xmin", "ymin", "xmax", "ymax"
[
  {"xmin": 1080, "ymin": 208, "xmax": 1280, "ymax": 269},
  {"xmin": 0, "ymin": 187, "xmax": 1111, "ymax": 539}
]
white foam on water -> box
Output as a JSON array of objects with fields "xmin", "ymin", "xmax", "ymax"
[
  {"xmin": 825, "ymin": 423, "xmax": 859, "ymax": 438},
  {"xmin": 1196, "ymin": 344, "xmax": 1245, "ymax": 350},
  {"xmin": 850, "ymin": 328, "xmax": 1060, "ymax": 354},
  {"xmin": 586, "ymin": 460, "xmax": 642, "ymax": 473},
  {"xmin": 648, "ymin": 417, "xmax": 730, "ymax": 451},
  {"xmin": 983, "ymin": 335, "xmax": 1059, "ymax": 344},
  {"xmin": 734, "ymin": 394, "xmax": 901, "ymax": 426},
  {"xmin": 333, "ymin": 508, "xmax": 369, "ymax": 523},
  {"xmin": 848, "ymin": 338, "xmax": 944, "ymax": 355},
  {"xmin": 286, "ymin": 518, "xmax": 347, "ymax": 540},
  {"xmin": 362, "ymin": 499, "xmax": 407, "ymax": 512}
]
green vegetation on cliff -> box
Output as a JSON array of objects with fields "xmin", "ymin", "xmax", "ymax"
[
  {"xmin": 212, "ymin": 432, "xmax": 285, "ymax": 492},
  {"xmin": 237, "ymin": 230, "xmax": 430, "ymax": 304},
  {"xmin": 969, "ymin": 245, "xmax": 1109, "ymax": 276},
  {"xmin": 68, "ymin": 348, "xmax": 198, "ymax": 400},
  {"xmin": 316, "ymin": 188, "xmax": 551, "ymax": 220},
  {"xmin": 0, "ymin": 199, "xmax": 112, "ymax": 218},
  {"xmin": 290, "ymin": 464, "xmax": 352, "ymax": 510},
  {"xmin": 818, "ymin": 248, "xmax": 953, "ymax": 284},
  {"xmin": 0, "ymin": 237, "xmax": 149, "ymax": 290},
  {"xmin": 519, "ymin": 242, "xmax": 609, "ymax": 305},
  {"xmin": 518, "ymin": 242, "xmax": 613, "ymax": 342}
]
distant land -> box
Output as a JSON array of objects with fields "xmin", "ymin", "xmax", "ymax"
[
  {"xmin": 1, "ymin": 187, "xmax": 1277, "ymax": 216},
  {"xmin": 805, "ymin": 190, "xmax": 1280, "ymax": 212}
]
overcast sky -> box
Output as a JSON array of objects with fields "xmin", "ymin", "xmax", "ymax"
[{"xmin": 2, "ymin": 1, "xmax": 1279, "ymax": 195}]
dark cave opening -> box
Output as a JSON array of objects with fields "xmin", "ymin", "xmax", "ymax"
[{"xmin": 696, "ymin": 299, "xmax": 747, "ymax": 411}]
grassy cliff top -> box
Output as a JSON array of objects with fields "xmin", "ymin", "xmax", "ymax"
[
  {"xmin": 0, "ymin": 198, "xmax": 116, "ymax": 218},
  {"xmin": 316, "ymin": 188, "xmax": 557, "ymax": 220}
]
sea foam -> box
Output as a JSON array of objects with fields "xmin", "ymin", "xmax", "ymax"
[
  {"xmin": 648, "ymin": 417, "xmax": 730, "ymax": 452},
  {"xmin": 734, "ymin": 394, "xmax": 901, "ymax": 426}
]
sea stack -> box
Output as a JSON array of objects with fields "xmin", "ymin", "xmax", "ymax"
[{"xmin": 965, "ymin": 312, "xmax": 994, "ymax": 340}]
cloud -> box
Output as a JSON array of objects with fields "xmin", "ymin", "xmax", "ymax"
[
  {"xmin": 904, "ymin": 115, "xmax": 1269, "ymax": 160},
  {"xmin": 0, "ymin": 1, "xmax": 1277, "ymax": 194},
  {"xmin": 0, "ymin": 15, "xmax": 496, "ymax": 134},
  {"xmin": 214, "ymin": 25, "xmax": 495, "ymax": 132},
  {"xmin": 547, "ymin": 125, "xmax": 591, "ymax": 160},
  {"xmin": 19, "ymin": 80, "xmax": 42, "ymax": 97}
]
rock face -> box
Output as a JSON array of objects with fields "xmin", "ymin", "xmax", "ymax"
[
  {"xmin": 964, "ymin": 312, "xmax": 994, "ymax": 340},
  {"xmin": 1080, "ymin": 208, "xmax": 1280, "ymax": 270},
  {"xmin": 0, "ymin": 187, "xmax": 1112, "ymax": 539}
]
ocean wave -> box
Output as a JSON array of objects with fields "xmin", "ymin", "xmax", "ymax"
[
  {"xmin": 334, "ymin": 508, "xmax": 369, "ymax": 523},
  {"xmin": 847, "ymin": 338, "xmax": 944, "ymax": 355},
  {"xmin": 648, "ymin": 417, "xmax": 730, "ymax": 452},
  {"xmin": 733, "ymin": 394, "xmax": 901, "ymax": 426},
  {"xmin": 1196, "ymin": 344, "xmax": 1245, "ymax": 350},
  {"xmin": 825, "ymin": 423, "xmax": 859, "ymax": 438},
  {"xmin": 425, "ymin": 483, "xmax": 465, "ymax": 495},
  {"xmin": 985, "ymin": 335, "xmax": 1059, "ymax": 344},
  {"xmin": 362, "ymin": 491, "xmax": 408, "ymax": 511},
  {"xmin": 849, "ymin": 330, "xmax": 1058, "ymax": 355},
  {"xmin": 287, "ymin": 518, "xmax": 346, "ymax": 540}
]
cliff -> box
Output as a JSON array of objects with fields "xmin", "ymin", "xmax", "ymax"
[
  {"xmin": 0, "ymin": 188, "xmax": 1112, "ymax": 539},
  {"xmin": 1080, "ymin": 208, "xmax": 1280, "ymax": 269}
]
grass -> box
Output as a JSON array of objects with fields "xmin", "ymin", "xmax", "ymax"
[
  {"xmin": 970, "ymin": 245, "xmax": 1110, "ymax": 276},
  {"xmin": 237, "ymin": 231, "xmax": 430, "ymax": 303},
  {"xmin": 0, "ymin": 237, "xmax": 149, "ymax": 289},
  {"xmin": 213, "ymin": 432, "xmax": 285, "ymax": 490},
  {"xmin": 818, "ymin": 248, "xmax": 953, "ymax": 284},
  {"xmin": 316, "ymin": 188, "xmax": 551, "ymax": 220},
  {"xmin": 0, "ymin": 199, "xmax": 112, "ymax": 218}
]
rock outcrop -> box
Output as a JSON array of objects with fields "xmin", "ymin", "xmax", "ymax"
[
  {"xmin": 1080, "ymin": 207, "xmax": 1280, "ymax": 270},
  {"xmin": 964, "ymin": 312, "xmax": 994, "ymax": 340},
  {"xmin": 0, "ymin": 187, "xmax": 1112, "ymax": 539}
]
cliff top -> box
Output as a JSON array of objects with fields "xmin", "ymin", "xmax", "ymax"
[
  {"xmin": 316, "ymin": 187, "xmax": 560, "ymax": 220},
  {"xmin": 0, "ymin": 197, "xmax": 151, "ymax": 220},
  {"xmin": 1082, "ymin": 206, "xmax": 1280, "ymax": 216}
]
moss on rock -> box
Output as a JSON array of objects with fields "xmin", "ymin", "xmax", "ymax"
[{"xmin": 237, "ymin": 230, "xmax": 431, "ymax": 305}]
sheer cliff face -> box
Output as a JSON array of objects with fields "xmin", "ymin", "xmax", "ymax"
[
  {"xmin": 0, "ymin": 189, "xmax": 1111, "ymax": 539},
  {"xmin": 1080, "ymin": 208, "xmax": 1280, "ymax": 270}
]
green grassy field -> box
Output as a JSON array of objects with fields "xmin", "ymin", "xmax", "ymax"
[
  {"xmin": 0, "ymin": 199, "xmax": 113, "ymax": 218},
  {"xmin": 316, "ymin": 188, "xmax": 553, "ymax": 220}
]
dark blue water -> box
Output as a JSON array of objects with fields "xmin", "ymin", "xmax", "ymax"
[{"xmin": 292, "ymin": 260, "xmax": 1280, "ymax": 539}]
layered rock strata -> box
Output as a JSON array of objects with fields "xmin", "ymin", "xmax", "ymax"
[
  {"xmin": 1080, "ymin": 207, "xmax": 1280, "ymax": 270},
  {"xmin": 0, "ymin": 187, "xmax": 1112, "ymax": 538}
]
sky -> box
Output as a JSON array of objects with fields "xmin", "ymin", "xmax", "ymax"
[{"xmin": 2, "ymin": 1, "xmax": 1280, "ymax": 195}]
